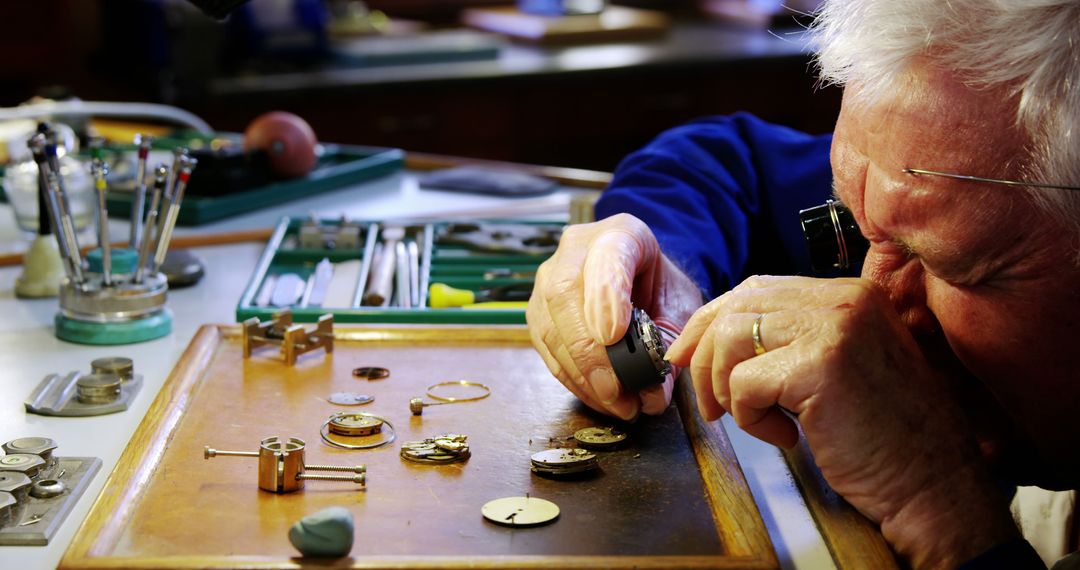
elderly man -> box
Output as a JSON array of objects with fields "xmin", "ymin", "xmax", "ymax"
[{"xmin": 526, "ymin": 0, "xmax": 1080, "ymax": 567}]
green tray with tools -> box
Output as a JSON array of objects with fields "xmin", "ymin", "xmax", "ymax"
[
  {"xmin": 104, "ymin": 141, "xmax": 404, "ymax": 226},
  {"xmin": 1, "ymin": 135, "xmax": 401, "ymax": 226},
  {"xmin": 236, "ymin": 216, "xmax": 560, "ymax": 324}
]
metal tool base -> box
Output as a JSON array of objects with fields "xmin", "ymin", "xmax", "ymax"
[
  {"xmin": 25, "ymin": 373, "xmax": 143, "ymax": 417},
  {"xmin": 54, "ymin": 310, "xmax": 172, "ymax": 345},
  {"xmin": 0, "ymin": 456, "xmax": 101, "ymax": 546}
]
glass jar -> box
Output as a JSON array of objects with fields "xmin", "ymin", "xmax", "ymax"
[{"xmin": 5, "ymin": 154, "xmax": 94, "ymax": 235}]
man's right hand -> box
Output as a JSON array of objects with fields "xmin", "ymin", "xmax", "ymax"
[{"xmin": 526, "ymin": 213, "xmax": 703, "ymax": 420}]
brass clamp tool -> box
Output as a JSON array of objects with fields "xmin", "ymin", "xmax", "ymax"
[
  {"xmin": 242, "ymin": 309, "xmax": 334, "ymax": 365},
  {"xmin": 204, "ymin": 436, "xmax": 364, "ymax": 493}
]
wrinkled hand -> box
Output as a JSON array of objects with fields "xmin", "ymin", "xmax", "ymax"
[
  {"xmin": 526, "ymin": 214, "xmax": 702, "ymax": 420},
  {"xmin": 666, "ymin": 275, "xmax": 1018, "ymax": 566}
]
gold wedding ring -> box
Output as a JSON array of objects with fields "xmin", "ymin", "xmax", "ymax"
[{"xmin": 751, "ymin": 314, "xmax": 767, "ymax": 356}]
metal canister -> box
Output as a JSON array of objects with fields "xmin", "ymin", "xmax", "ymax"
[
  {"xmin": 0, "ymin": 492, "xmax": 17, "ymax": 527},
  {"xmin": 91, "ymin": 357, "xmax": 134, "ymax": 383},
  {"xmin": 76, "ymin": 373, "xmax": 122, "ymax": 404},
  {"xmin": 2, "ymin": 437, "xmax": 58, "ymax": 471},
  {"xmin": 0, "ymin": 454, "xmax": 46, "ymax": 479},
  {"xmin": 0, "ymin": 472, "xmax": 31, "ymax": 503}
]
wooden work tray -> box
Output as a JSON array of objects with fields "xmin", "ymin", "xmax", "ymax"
[{"xmin": 60, "ymin": 324, "xmax": 778, "ymax": 569}]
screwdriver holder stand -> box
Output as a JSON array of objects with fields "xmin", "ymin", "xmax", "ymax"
[
  {"xmin": 242, "ymin": 310, "xmax": 334, "ymax": 366},
  {"xmin": 204, "ymin": 436, "xmax": 365, "ymax": 493},
  {"xmin": 55, "ymin": 248, "xmax": 172, "ymax": 345}
]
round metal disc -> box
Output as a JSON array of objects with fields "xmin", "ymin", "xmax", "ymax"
[
  {"xmin": 352, "ymin": 367, "xmax": 390, "ymax": 380},
  {"xmin": 329, "ymin": 414, "xmax": 384, "ymax": 436},
  {"xmin": 573, "ymin": 426, "xmax": 628, "ymax": 449},
  {"xmin": 482, "ymin": 496, "xmax": 560, "ymax": 527},
  {"xmin": 76, "ymin": 373, "xmax": 122, "ymax": 404},
  {"xmin": 91, "ymin": 356, "xmax": 134, "ymax": 380},
  {"xmin": 327, "ymin": 392, "xmax": 374, "ymax": 406},
  {"xmin": 3, "ymin": 437, "xmax": 56, "ymax": 455},
  {"xmin": 0, "ymin": 455, "xmax": 35, "ymax": 467},
  {"xmin": 530, "ymin": 448, "xmax": 596, "ymax": 466}
]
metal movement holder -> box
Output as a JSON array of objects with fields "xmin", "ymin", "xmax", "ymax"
[
  {"xmin": 25, "ymin": 357, "xmax": 142, "ymax": 417},
  {"xmin": 242, "ymin": 310, "xmax": 334, "ymax": 366},
  {"xmin": 204, "ymin": 436, "xmax": 365, "ymax": 493},
  {"xmin": 606, "ymin": 307, "xmax": 672, "ymax": 392},
  {"xmin": 31, "ymin": 132, "xmax": 198, "ymax": 345},
  {"xmin": 0, "ymin": 436, "xmax": 102, "ymax": 546}
]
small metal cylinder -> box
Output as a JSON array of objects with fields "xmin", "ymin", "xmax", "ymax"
[
  {"xmin": 0, "ymin": 492, "xmax": 16, "ymax": 528},
  {"xmin": 0, "ymin": 454, "xmax": 46, "ymax": 479},
  {"xmin": 77, "ymin": 373, "xmax": 122, "ymax": 404},
  {"xmin": 0, "ymin": 472, "xmax": 32, "ymax": 503},
  {"xmin": 258, "ymin": 436, "xmax": 306, "ymax": 493},
  {"xmin": 59, "ymin": 273, "xmax": 168, "ymax": 323},
  {"xmin": 3, "ymin": 437, "xmax": 58, "ymax": 471},
  {"xmin": 328, "ymin": 414, "xmax": 383, "ymax": 437},
  {"xmin": 91, "ymin": 357, "xmax": 134, "ymax": 382},
  {"xmin": 29, "ymin": 478, "xmax": 66, "ymax": 499}
]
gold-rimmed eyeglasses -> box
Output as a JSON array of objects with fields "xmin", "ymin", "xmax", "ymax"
[
  {"xmin": 797, "ymin": 168, "xmax": 1080, "ymax": 275},
  {"xmin": 902, "ymin": 168, "xmax": 1080, "ymax": 192}
]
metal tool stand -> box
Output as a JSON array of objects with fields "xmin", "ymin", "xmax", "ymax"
[
  {"xmin": 0, "ymin": 457, "xmax": 101, "ymax": 546},
  {"xmin": 0, "ymin": 436, "xmax": 102, "ymax": 546},
  {"xmin": 32, "ymin": 136, "xmax": 195, "ymax": 345},
  {"xmin": 242, "ymin": 310, "xmax": 334, "ymax": 365},
  {"xmin": 55, "ymin": 248, "xmax": 173, "ymax": 345},
  {"xmin": 25, "ymin": 371, "xmax": 143, "ymax": 417}
]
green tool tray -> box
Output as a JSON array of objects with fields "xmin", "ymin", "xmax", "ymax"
[
  {"xmin": 105, "ymin": 144, "xmax": 403, "ymax": 226},
  {"xmin": 236, "ymin": 217, "xmax": 560, "ymax": 325}
]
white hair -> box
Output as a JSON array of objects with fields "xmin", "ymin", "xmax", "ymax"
[{"xmin": 810, "ymin": 0, "xmax": 1080, "ymax": 235}]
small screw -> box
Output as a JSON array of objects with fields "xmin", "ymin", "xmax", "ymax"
[
  {"xmin": 204, "ymin": 447, "xmax": 259, "ymax": 459},
  {"xmin": 297, "ymin": 473, "xmax": 366, "ymax": 485},
  {"xmin": 306, "ymin": 464, "xmax": 366, "ymax": 474},
  {"xmin": 18, "ymin": 513, "xmax": 44, "ymax": 526}
]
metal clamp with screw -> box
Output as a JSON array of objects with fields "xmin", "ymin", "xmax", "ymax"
[{"xmin": 204, "ymin": 436, "xmax": 364, "ymax": 493}]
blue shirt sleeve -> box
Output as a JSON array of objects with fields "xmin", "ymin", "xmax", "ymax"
[{"xmin": 594, "ymin": 112, "xmax": 834, "ymax": 298}]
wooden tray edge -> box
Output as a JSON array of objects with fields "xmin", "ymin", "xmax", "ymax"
[
  {"xmin": 674, "ymin": 374, "xmax": 778, "ymax": 569},
  {"xmin": 57, "ymin": 554, "xmax": 775, "ymax": 569},
  {"xmin": 60, "ymin": 324, "xmax": 225, "ymax": 567},
  {"xmin": 782, "ymin": 440, "xmax": 900, "ymax": 569}
]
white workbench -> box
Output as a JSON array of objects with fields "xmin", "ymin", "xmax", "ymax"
[{"xmin": 0, "ymin": 170, "xmax": 832, "ymax": 569}]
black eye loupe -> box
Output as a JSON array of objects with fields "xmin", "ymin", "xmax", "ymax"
[
  {"xmin": 798, "ymin": 200, "xmax": 870, "ymax": 273},
  {"xmin": 606, "ymin": 308, "xmax": 672, "ymax": 393}
]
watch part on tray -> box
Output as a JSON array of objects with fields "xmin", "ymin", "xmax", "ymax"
[
  {"xmin": 241, "ymin": 310, "xmax": 334, "ymax": 366},
  {"xmin": 327, "ymin": 392, "xmax": 375, "ymax": 406},
  {"xmin": 573, "ymin": 426, "xmax": 628, "ymax": 451},
  {"xmin": 530, "ymin": 448, "xmax": 600, "ymax": 477},
  {"xmin": 481, "ymin": 496, "xmax": 561, "ymax": 527},
  {"xmin": 400, "ymin": 434, "xmax": 471, "ymax": 465},
  {"xmin": 352, "ymin": 366, "xmax": 390, "ymax": 380},
  {"xmin": 320, "ymin": 413, "xmax": 397, "ymax": 450}
]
